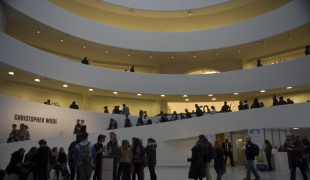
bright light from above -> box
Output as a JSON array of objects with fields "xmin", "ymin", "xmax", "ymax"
[
  {"xmin": 88, "ymin": 89, "xmax": 93, "ymax": 92},
  {"xmin": 202, "ymin": 71, "xmax": 219, "ymax": 74},
  {"xmin": 208, "ymin": 94, "xmax": 213, "ymax": 97},
  {"xmin": 260, "ymin": 90, "xmax": 266, "ymax": 93},
  {"xmin": 34, "ymin": 78, "xmax": 40, "ymax": 82},
  {"xmin": 63, "ymin": 84, "xmax": 68, "ymax": 88},
  {"xmin": 293, "ymin": 128, "xmax": 299, "ymax": 130},
  {"xmin": 185, "ymin": 99, "xmax": 189, "ymax": 101},
  {"xmin": 8, "ymin": 72, "xmax": 14, "ymax": 75},
  {"xmin": 161, "ymin": 95, "xmax": 165, "ymax": 97},
  {"xmin": 286, "ymin": 86, "xmax": 293, "ymax": 89},
  {"xmin": 113, "ymin": 91, "xmax": 118, "ymax": 94},
  {"xmin": 234, "ymin": 93, "xmax": 239, "ymax": 95},
  {"xmin": 183, "ymin": 95, "xmax": 188, "ymax": 98},
  {"xmin": 137, "ymin": 93, "xmax": 142, "ymax": 96},
  {"xmin": 212, "ymin": 98, "xmax": 216, "ymax": 101}
]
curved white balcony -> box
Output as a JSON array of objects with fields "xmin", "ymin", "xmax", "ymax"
[
  {"xmin": 0, "ymin": 94, "xmax": 309, "ymax": 168},
  {"xmin": 1, "ymin": 32, "xmax": 310, "ymax": 95},
  {"xmin": 3, "ymin": 0, "xmax": 310, "ymax": 52}
]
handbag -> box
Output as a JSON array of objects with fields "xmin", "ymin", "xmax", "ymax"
[
  {"xmin": 130, "ymin": 162, "xmax": 135, "ymax": 174},
  {"xmin": 142, "ymin": 155, "xmax": 148, "ymax": 167}
]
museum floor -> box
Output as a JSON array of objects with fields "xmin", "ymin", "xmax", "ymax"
[{"xmin": 145, "ymin": 166, "xmax": 309, "ymax": 180}]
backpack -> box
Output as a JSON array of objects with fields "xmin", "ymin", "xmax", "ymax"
[
  {"xmin": 253, "ymin": 144, "xmax": 260, "ymax": 156},
  {"xmin": 77, "ymin": 142, "xmax": 92, "ymax": 167}
]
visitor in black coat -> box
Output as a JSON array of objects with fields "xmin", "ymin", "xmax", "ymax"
[
  {"xmin": 6, "ymin": 148, "xmax": 28, "ymax": 180},
  {"xmin": 188, "ymin": 141, "xmax": 205, "ymax": 180}
]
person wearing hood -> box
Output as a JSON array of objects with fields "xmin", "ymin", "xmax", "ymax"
[{"xmin": 146, "ymin": 138, "xmax": 157, "ymax": 180}]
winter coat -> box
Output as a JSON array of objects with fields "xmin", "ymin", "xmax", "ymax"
[
  {"xmin": 146, "ymin": 143, "xmax": 157, "ymax": 166},
  {"xmin": 188, "ymin": 144, "xmax": 206, "ymax": 179},
  {"xmin": 214, "ymin": 148, "xmax": 225, "ymax": 171},
  {"xmin": 5, "ymin": 151, "xmax": 24, "ymax": 175}
]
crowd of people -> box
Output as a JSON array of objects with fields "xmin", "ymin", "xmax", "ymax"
[
  {"xmin": 3, "ymin": 132, "xmax": 158, "ymax": 180},
  {"xmin": 7, "ymin": 123, "xmax": 31, "ymax": 143}
]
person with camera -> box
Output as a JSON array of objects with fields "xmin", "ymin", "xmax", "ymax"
[{"xmin": 286, "ymin": 134, "xmax": 308, "ymax": 180}]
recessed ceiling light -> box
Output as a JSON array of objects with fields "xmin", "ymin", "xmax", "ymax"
[
  {"xmin": 286, "ymin": 86, "xmax": 293, "ymax": 89},
  {"xmin": 234, "ymin": 93, "xmax": 239, "ymax": 95},
  {"xmin": 185, "ymin": 99, "xmax": 189, "ymax": 101},
  {"xmin": 88, "ymin": 88, "xmax": 93, "ymax": 92},
  {"xmin": 63, "ymin": 84, "xmax": 68, "ymax": 88},
  {"xmin": 260, "ymin": 90, "xmax": 266, "ymax": 93},
  {"xmin": 137, "ymin": 93, "xmax": 142, "ymax": 96},
  {"xmin": 8, "ymin": 72, "xmax": 14, "ymax": 75},
  {"xmin": 113, "ymin": 91, "xmax": 118, "ymax": 94},
  {"xmin": 288, "ymin": 36, "xmax": 292, "ymax": 40},
  {"xmin": 34, "ymin": 78, "xmax": 40, "ymax": 82},
  {"xmin": 183, "ymin": 95, "xmax": 188, "ymax": 98},
  {"xmin": 208, "ymin": 94, "xmax": 213, "ymax": 97},
  {"xmin": 212, "ymin": 98, "xmax": 216, "ymax": 101},
  {"xmin": 161, "ymin": 94, "xmax": 165, "ymax": 97}
]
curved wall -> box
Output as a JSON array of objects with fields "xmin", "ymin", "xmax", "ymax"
[
  {"xmin": 1, "ymin": 32, "xmax": 310, "ymax": 95},
  {"xmin": 3, "ymin": 0, "xmax": 310, "ymax": 52},
  {"xmin": 100, "ymin": 0, "xmax": 229, "ymax": 11},
  {"xmin": 0, "ymin": 94, "xmax": 309, "ymax": 168}
]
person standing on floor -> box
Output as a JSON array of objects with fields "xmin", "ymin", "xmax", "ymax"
[
  {"xmin": 74, "ymin": 132, "xmax": 96, "ymax": 180},
  {"xmin": 199, "ymin": 134, "xmax": 214, "ymax": 180},
  {"xmin": 68, "ymin": 133, "xmax": 82, "ymax": 180},
  {"xmin": 188, "ymin": 140, "xmax": 206, "ymax": 180},
  {"xmin": 301, "ymin": 134, "xmax": 310, "ymax": 172},
  {"xmin": 264, "ymin": 140, "xmax": 273, "ymax": 171},
  {"xmin": 117, "ymin": 140, "xmax": 132, "ymax": 180},
  {"xmin": 243, "ymin": 136, "xmax": 260, "ymax": 180},
  {"xmin": 34, "ymin": 139, "xmax": 52, "ymax": 180},
  {"xmin": 146, "ymin": 138, "xmax": 157, "ymax": 180},
  {"xmin": 93, "ymin": 134, "xmax": 106, "ymax": 180},
  {"xmin": 214, "ymin": 140, "xmax": 226, "ymax": 180},
  {"xmin": 222, "ymin": 139, "xmax": 235, "ymax": 167},
  {"xmin": 287, "ymin": 135, "xmax": 308, "ymax": 180}
]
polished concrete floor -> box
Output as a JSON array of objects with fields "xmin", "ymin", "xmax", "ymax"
[{"xmin": 144, "ymin": 166, "xmax": 309, "ymax": 180}]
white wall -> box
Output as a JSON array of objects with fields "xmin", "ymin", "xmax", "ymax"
[
  {"xmin": 0, "ymin": 95, "xmax": 159, "ymax": 144},
  {"xmin": 3, "ymin": 0, "xmax": 310, "ymax": 52},
  {"xmin": 0, "ymin": 95, "xmax": 310, "ymax": 168},
  {"xmin": 1, "ymin": 32, "xmax": 310, "ymax": 95}
]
